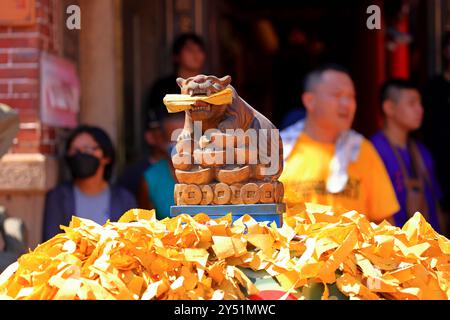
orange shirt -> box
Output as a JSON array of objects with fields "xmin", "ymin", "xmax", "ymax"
[{"xmin": 280, "ymin": 133, "xmax": 400, "ymax": 222}]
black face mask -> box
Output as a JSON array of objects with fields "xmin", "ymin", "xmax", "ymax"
[{"xmin": 66, "ymin": 152, "xmax": 100, "ymax": 179}]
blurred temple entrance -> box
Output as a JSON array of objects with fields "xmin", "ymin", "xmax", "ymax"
[
  {"xmin": 122, "ymin": 0, "xmax": 375, "ymax": 164},
  {"xmin": 212, "ymin": 0, "xmax": 372, "ymax": 130},
  {"xmin": 122, "ymin": 0, "xmax": 450, "ymax": 167}
]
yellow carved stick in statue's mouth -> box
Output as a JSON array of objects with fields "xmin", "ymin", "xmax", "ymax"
[{"xmin": 163, "ymin": 88, "xmax": 233, "ymax": 113}]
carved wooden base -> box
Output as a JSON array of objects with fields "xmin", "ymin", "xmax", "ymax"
[
  {"xmin": 172, "ymin": 131, "xmax": 284, "ymax": 212},
  {"xmin": 174, "ymin": 181, "xmax": 284, "ymax": 206}
]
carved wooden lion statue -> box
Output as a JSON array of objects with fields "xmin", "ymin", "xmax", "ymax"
[
  {"xmin": 170, "ymin": 75, "xmax": 284, "ymax": 206},
  {"xmin": 176, "ymin": 75, "xmax": 282, "ymax": 169}
]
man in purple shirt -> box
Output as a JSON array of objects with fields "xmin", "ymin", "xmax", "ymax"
[{"xmin": 371, "ymin": 79, "xmax": 444, "ymax": 233}]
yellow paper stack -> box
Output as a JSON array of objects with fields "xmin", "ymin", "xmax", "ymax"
[
  {"xmin": 0, "ymin": 209, "xmax": 257, "ymax": 300},
  {"xmin": 0, "ymin": 204, "xmax": 449, "ymax": 300},
  {"xmin": 281, "ymin": 203, "xmax": 450, "ymax": 299}
]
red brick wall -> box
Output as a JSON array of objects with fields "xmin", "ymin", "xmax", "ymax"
[{"xmin": 0, "ymin": 0, "xmax": 61, "ymax": 155}]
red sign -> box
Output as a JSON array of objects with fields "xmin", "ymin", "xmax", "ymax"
[
  {"xmin": 40, "ymin": 52, "xmax": 80, "ymax": 128},
  {"xmin": 0, "ymin": 0, "xmax": 36, "ymax": 26}
]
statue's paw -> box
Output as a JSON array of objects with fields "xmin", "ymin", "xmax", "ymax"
[
  {"xmin": 217, "ymin": 122, "xmax": 236, "ymax": 132},
  {"xmin": 177, "ymin": 130, "xmax": 192, "ymax": 141},
  {"xmin": 199, "ymin": 135, "xmax": 211, "ymax": 149}
]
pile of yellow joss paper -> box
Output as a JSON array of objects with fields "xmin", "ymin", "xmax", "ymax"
[{"xmin": 0, "ymin": 204, "xmax": 449, "ymax": 300}]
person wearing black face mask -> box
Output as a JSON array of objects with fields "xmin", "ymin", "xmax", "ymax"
[
  {"xmin": 42, "ymin": 125, "xmax": 137, "ymax": 241},
  {"xmin": 66, "ymin": 151, "xmax": 102, "ymax": 180}
]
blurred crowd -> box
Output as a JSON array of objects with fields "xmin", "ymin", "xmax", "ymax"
[{"xmin": 1, "ymin": 31, "xmax": 450, "ymax": 265}]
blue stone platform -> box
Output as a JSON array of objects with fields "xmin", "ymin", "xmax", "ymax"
[{"xmin": 170, "ymin": 203, "xmax": 286, "ymax": 226}]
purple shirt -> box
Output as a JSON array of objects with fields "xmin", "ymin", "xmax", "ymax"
[{"xmin": 371, "ymin": 131, "xmax": 442, "ymax": 231}]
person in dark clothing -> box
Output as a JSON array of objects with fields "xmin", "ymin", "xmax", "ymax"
[
  {"xmin": 371, "ymin": 80, "xmax": 444, "ymax": 233},
  {"xmin": 43, "ymin": 125, "xmax": 137, "ymax": 241},
  {"xmin": 121, "ymin": 89, "xmax": 185, "ymax": 218},
  {"xmin": 144, "ymin": 33, "xmax": 206, "ymax": 125},
  {"xmin": 118, "ymin": 108, "xmax": 178, "ymax": 197},
  {"xmin": 117, "ymin": 157, "xmax": 152, "ymax": 197},
  {"xmin": 422, "ymin": 31, "xmax": 450, "ymax": 235},
  {"xmin": 128, "ymin": 33, "xmax": 205, "ymax": 218},
  {"xmin": 135, "ymin": 111, "xmax": 184, "ymax": 219}
]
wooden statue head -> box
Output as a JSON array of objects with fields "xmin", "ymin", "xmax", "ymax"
[{"xmin": 176, "ymin": 75, "xmax": 232, "ymax": 124}]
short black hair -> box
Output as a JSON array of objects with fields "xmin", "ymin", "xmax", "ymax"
[
  {"xmin": 146, "ymin": 105, "xmax": 184, "ymax": 133},
  {"xmin": 380, "ymin": 79, "xmax": 419, "ymax": 104},
  {"xmin": 65, "ymin": 125, "xmax": 115, "ymax": 181},
  {"xmin": 172, "ymin": 33, "xmax": 205, "ymax": 56},
  {"xmin": 303, "ymin": 63, "xmax": 352, "ymax": 92},
  {"xmin": 146, "ymin": 108, "xmax": 161, "ymax": 130}
]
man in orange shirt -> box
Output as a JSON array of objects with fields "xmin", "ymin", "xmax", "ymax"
[{"xmin": 280, "ymin": 64, "xmax": 399, "ymax": 223}]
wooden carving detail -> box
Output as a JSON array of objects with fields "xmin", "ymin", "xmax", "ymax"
[
  {"xmin": 165, "ymin": 75, "xmax": 284, "ymax": 206},
  {"xmin": 174, "ymin": 182, "xmax": 282, "ymax": 206}
]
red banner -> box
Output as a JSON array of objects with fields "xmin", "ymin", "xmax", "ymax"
[{"xmin": 40, "ymin": 52, "xmax": 80, "ymax": 128}]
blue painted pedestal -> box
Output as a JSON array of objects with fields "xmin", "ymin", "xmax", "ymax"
[{"xmin": 170, "ymin": 203, "xmax": 285, "ymax": 226}]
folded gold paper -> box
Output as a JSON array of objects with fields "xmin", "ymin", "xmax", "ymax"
[{"xmin": 163, "ymin": 88, "xmax": 233, "ymax": 113}]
